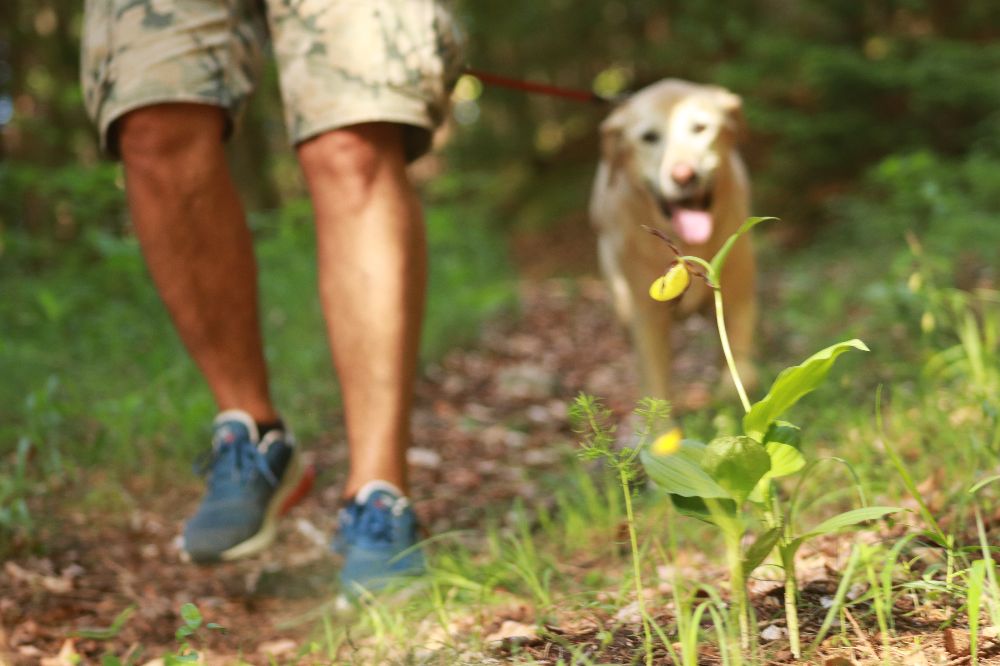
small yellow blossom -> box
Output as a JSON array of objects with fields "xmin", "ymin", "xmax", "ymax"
[
  {"xmin": 649, "ymin": 263, "xmax": 690, "ymax": 302},
  {"xmin": 651, "ymin": 428, "xmax": 683, "ymax": 456},
  {"xmin": 921, "ymin": 311, "xmax": 935, "ymax": 333}
]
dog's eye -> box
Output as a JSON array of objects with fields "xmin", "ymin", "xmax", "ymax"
[
  {"xmin": 691, "ymin": 123, "xmax": 708, "ymax": 134},
  {"xmin": 639, "ymin": 129, "xmax": 661, "ymax": 144}
]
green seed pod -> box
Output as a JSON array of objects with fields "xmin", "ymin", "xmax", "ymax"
[{"xmin": 649, "ymin": 263, "xmax": 690, "ymax": 302}]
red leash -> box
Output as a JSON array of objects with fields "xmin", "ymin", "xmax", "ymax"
[{"xmin": 464, "ymin": 67, "xmax": 618, "ymax": 106}]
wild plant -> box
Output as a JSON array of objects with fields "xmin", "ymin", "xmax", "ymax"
[
  {"xmin": 163, "ymin": 603, "xmax": 225, "ymax": 665},
  {"xmin": 640, "ymin": 217, "xmax": 900, "ymax": 659},
  {"xmin": 571, "ymin": 394, "xmax": 671, "ymax": 666}
]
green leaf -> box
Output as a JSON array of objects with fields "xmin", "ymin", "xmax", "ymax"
[
  {"xmin": 763, "ymin": 421, "xmax": 801, "ymax": 449},
  {"xmin": 641, "ymin": 440, "xmax": 731, "ymax": 499},
  {"xmin": 790, "ymin": 506, "xmax": 902, "ymax": 552},
  {"xmin": 743, "ymin": 527, "xmax": 782, "ymax": 576},
  {"xmin": 670, "ymin": 494, "xmax": 737, "ymax": 525},
  {"xmin": 744, "ymin": 339, "xmax": 869, "ymax": 441},
  {"xmin": 747, "ymin": 442, "xmax": 806, "ymax": 504},
  {"xmin": 765, "ymin": 442, "xmax": 806, "ymax": 478},
  {"xmin": 180, "ymin": 603, "xmax": 202, "ymax": 629},
  {"xmin": 969, "ymin": 475, "xmax": 1000, "ymax": 495},
  {"xmin": 175, "ymin": 625, "xmax": 195, "ymax": 640},
  {"xmin": 73, "ymin": 605, "xmax": 135, "ymax": 640},
  {"xmin": 700, "ymin": 436, "xmax": 770, "ymax": 504},
  {"xmin": 709, "ymin": 216, "xmax": 777, "ymax": 277}
]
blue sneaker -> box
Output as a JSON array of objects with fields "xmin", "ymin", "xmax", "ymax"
[
  {"xmin": 334, "ymin": 481, "xmax": 426, "ymax": 595},
  {"xmin": 182, "ymin": 410, "xmax": 311, "ymax": 562}
]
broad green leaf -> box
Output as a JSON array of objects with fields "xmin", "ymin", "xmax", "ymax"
[
  {"xmin": 709, "ymin": 216, "xmax": 778, "ymax": 276},
  {"xmin": 790, "ymin": 506, "xmax": 901, "ymax": 552},
  {"xmin": 670, "ymin": 494, "xmax": 737, "ymax": 526},
  {"xmin": 175, "ymin": 625, "xmax": 195, "ymax": 640},
  {"xmin": 747, "ymin": 442, "xmax": 806, "ymax": 504},
  {"xmin": 765, "ymin": 442, "xmax": 806, "ymax": 478},
  {"xmin": 743, "ymin": 527, "xmax": 782, "ymax": 576},
  {"xmin": 180, "ymin": 603, "xmax": 202, "ymax": 629},
  {"xmin": 701, "ymin": 436, "xmax": 770, "ymax": 504},
  {"xmin": 763, "ymin": 421, "xmax": 801, "ymax": 449},
  {"xmin": 744, "ymin": 339, "xmax": 869, "ymax": 441},
  {"xmin": 641, "ymin": 440, "xmax": 731, "ymax": 499}
]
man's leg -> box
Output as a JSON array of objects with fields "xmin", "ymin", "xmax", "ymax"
[
  {"xmin": 118, "ymin": 103, "xmax": 277, "ymax": 424},
  {"xmin": 297, "ymin": 122, "xmax": 425, "ymax": 499},
  {"xmin": 120, "ymin": 103, "xmax": 307, "ymax": 562}
]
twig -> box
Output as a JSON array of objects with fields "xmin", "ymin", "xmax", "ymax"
[{"xmin": 843, "ymin": 608, "xmax": 879, "ymax": 661}]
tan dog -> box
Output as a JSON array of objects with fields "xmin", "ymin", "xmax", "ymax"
[{"xmin": 589, "ymin": 79, "xmax": 756, "ymax": 401}]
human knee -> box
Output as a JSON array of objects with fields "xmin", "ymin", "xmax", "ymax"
[
  {"xmin": 118, "ymin": 104, "xmax": 227, "ymax": 188},
  {"xmin": 298, "ymin": 123, "xmax": 407, "ymax": 206}
]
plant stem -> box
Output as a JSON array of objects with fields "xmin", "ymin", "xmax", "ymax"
[
  {"xmin": 725, "ymin": 527, "xmax": 750, "ymax": 655},
  {"xmin": 781, "ymin": 547, "xmax": 801, "ymax": 659},
  {"xmin": 620, "ymin": 467, "xmax": 654, "ymax": 666},
  {"xmin": 713, "ymin": 288, "xmax": 752, "ymax": 413},
  {"xmin": 770, "ymin": 491, "xmax": 801, "ymax": 659}
]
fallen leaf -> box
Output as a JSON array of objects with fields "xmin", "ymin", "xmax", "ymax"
[
  {"xmin": 943, "ymin": 628, "xmax": 970, "ymax": 657},
  {"xmin": 902, "ymin": 649, "xmax": 930, "ymax": 665},
  {"xmin": 613, "ymin": 601, "xmax": 641, "ymax": 625},
  {"xmin": 485, "ymin": 620, "xmax": 538, "ymax": 644},
  {"xmin": 822, "ymin": 657, "xmax": 856, "ymax": 666},
  {"xmin": 40, "ymin": 639, "xmax": 78, "ymax": 666},
  {"xmin": 258, "ymin": 638, "xmax": 298, "ymax": 657}
]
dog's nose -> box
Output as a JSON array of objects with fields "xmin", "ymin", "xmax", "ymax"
[{"xmin": 670, "ymin": 162, "xmax": 696, "ymax": 186}]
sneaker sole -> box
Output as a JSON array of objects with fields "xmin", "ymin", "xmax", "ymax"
[{"xmin": 215, "ymin": 448, "xmax": 314, "ymax": 561}]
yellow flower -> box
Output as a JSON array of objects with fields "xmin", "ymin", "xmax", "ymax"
[
  {"xmin": 651, "ymin": 428, "xmax": 683, "ymax": 456},
  {"xmin": 649, "ymin": 263, "xmax": 690, "ymax": 302}
]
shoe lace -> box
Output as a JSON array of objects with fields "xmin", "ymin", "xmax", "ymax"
[
  {"xmin": 195, "ymin": 437, "xmax": 277, "ymax": 488},
  {"xmin": 357, "ymin": 500, "xmax": 400, "ymax": 545}
]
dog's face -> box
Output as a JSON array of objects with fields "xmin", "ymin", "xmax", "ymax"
[{"xmin": 601, "ymin": 80, "xmax": 743, "ymax": 245}]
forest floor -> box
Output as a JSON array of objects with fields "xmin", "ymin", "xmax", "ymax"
[
  {"xmin": 2, "ymin": 276, "xmax": 996, "ymax": 665},
  {"xmin": 1, "ymin": 278, "xmax": 642, "ymax": 664}
]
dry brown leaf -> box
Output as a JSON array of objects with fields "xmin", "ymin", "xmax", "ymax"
[
  {"xmin": 39, "ymin": 639, "xmax": 78, "ymax": 666},
  {"xmin": 485, "ymin": 620, "xmax": 538, "ymax": 644},
  {"xmin": 257, "ymin": 638, "xmax": 298, "ymax": 658},
  {"xmin": 943, "ymin": 628, "xmax": 970, "ymax": 657},
  {"xmin": 822, "ymin": 657, "xmax": 857, "ymax": 666},
  {"xmin": 902, "ymin": 649, "xmax": 930, "ymax": 665}
]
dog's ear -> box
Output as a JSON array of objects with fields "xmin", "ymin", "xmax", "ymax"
[
  {"xmin": 718, "ymin": 91, "xmax": 746, "ymax": 141},
  {"xmin": 599, "ymin": 105, "xmax": 631, "ymax": 184}
]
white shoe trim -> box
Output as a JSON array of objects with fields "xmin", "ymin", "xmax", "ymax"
[
  {"xmin": 355, "ymin": 480, "xmax": 405, "ymax": 505},
  {"xmin": 214, "ymin": 409, "xmax": 259, "ymax": 443}
]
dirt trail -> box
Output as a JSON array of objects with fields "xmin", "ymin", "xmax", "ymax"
[{"xmin": 2, "ymin": 278, "xmax": 686, "ymax": 664}]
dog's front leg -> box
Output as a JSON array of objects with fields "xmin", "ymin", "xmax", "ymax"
[
  {"xmin": 630, "ymin": 291, "xmax": 675, "ymax": 401},
  {"xmin": 718, "ymin": 235, "xmax": 758, "ymax": 394}
]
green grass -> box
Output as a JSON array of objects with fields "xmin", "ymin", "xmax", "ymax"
[{"xmin": 0, "ymin": 196, "xmax": 514, "ymax": 548}]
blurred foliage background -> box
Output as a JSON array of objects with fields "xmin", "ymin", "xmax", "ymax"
[
  {"xmin": 2, "ymin": 0, "xmax": 1000, "ymax": 546},
  {"xmin": 5, "ymin": 0, "xmax": 1000, "ymax": 244}
]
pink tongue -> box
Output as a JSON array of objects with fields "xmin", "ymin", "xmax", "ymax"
[{"xmin": 672, "ymin": 208, "xmax": 713, "ymax": 245}]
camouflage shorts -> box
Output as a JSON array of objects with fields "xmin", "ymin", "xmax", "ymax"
[{"xmin": 80, "ymin": 0, "xmax": 465, "ymax": 160}]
